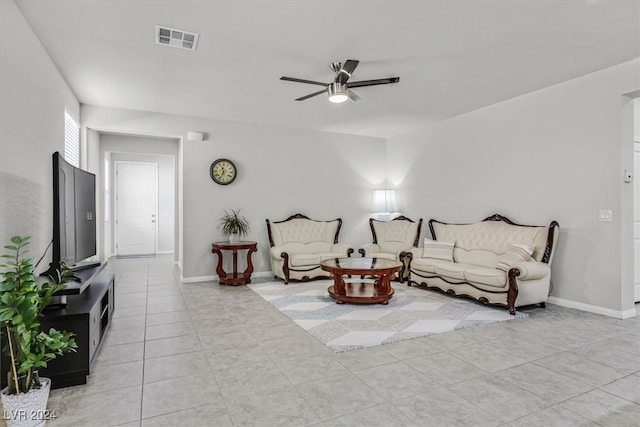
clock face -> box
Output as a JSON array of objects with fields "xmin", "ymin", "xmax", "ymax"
[{"xmin": 210, "ymin": 159, "xmax": 237, "ymax": 185}]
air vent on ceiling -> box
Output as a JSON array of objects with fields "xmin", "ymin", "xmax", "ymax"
[{"xmin": 155, "ymin": 25, "xmax": 199, "ymax": 51}]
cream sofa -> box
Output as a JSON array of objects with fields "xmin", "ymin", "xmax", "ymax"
[
  {"xmin": 358, "ymin": 216, "xmax": 422, "ymax": 281},
  {"xmin": 266, "ymin": 213, "xmax": 353, "ymax": 284},
  {"xmin": 404, "ymin": 214, "xmax": 559, "ymax": 314}
]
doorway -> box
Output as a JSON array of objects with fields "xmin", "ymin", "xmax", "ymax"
[
  {"xmin": 115, "ymin": 161, "xmax": 158, "ymax": 256},
  {"xmin": 96, "ymin": 132, "xmax": 179, "ymax": 262}
]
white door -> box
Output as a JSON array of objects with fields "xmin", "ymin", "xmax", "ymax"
[
  {"xmin": 115, "ymin": 162, "xmax": 158, "ymax": 256},
  {"xmin": 634, "ymin": 142, "xmax": 640, "ymax": 302}
]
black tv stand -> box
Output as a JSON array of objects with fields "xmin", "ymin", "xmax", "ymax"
[{"xmin": 1, "ymin": 265, "xmax": 115, "ymax": 390}]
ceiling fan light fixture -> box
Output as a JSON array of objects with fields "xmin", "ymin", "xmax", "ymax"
[
  {"xmin": 328, "ymin": 83, "xmax": 348, "ymax": 103},
  {"xmin": 281, "ymin": 59, "xmax": 399, "ymax": 102}
]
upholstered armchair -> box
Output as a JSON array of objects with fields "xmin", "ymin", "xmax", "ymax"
[
  {"xmin": 266, "ymin": 213, "xmax": 353, "ymax": 284},
  {"xmin": 358, "ymin": 215, "xmax": 423, "ymax": 281}
]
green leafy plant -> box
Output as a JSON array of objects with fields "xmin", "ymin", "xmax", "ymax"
[
  {"xmin": 218, "ymin": 209, "xmax": 250, "ymax": 237},
  {"xmin": 0, "ymin": 236, "xmax": 77, "ymax": 395}
]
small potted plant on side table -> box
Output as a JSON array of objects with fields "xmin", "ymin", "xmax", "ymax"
[
  {"xmin": 218, "ymin": 209, "xmax": 250, "ymax": 243},
  {"xmin": 0, "ymin": 236, "xmax": 77, "ymax": 427}
]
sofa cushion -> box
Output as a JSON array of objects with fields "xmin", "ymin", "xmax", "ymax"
[
  {"xmin": 434, "ymin": 262, "xmax": 466, "ymax": 280},
  {"xmin": 371, "ymin": 252, "xmax": 397, "ymax": 261},
  {"xmin": 411, "ymin": 257, "xmax": 508, "ymax": 288},
  {"xmin": 463, "ymin": 265, "xmax": 507, "ymax": 288},
  {"xmin": 290, "ymin": 254, "xmax": 321, "ymax": 267},
  {"xmin": 410, "ymin": 256, "xmax": 439, "ymax": 274},
  {"xmin": 422, "ymin": 238, "xmax": 455, "ymax": 261},
  {"xmin": 496, "ymin": 243, "xmax": 535, "ymax": 271},
  {"xmin": 290, "ymin": 252, "xmax": 338, "ymax": 267},
  {"xmin": 275, "ymin": 241, "xmax": 333, "ymax": 256}
]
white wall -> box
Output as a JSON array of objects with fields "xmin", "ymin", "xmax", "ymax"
[
  {"xmin": 81, "ymin": 105, "xmax": 386, "ymax": 280},
  {"xmin": 388, "ymin": 60, "xmax": 640, "ymax": 317},
  {"xmin": 100, "ymin": 134, "xmax": 178, "ymax": 256},
  {"xmin": 0, "ymin": 0, "xmax": 80, "ymax": 266}
]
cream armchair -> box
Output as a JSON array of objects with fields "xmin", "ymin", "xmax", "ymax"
[
  {"xmin": 358, "ymin": 216, "xmax": 423, "ymax": 281},
  {"xmin": 266, "ymin": 213, "xmax": 353, "ymax": 284}
]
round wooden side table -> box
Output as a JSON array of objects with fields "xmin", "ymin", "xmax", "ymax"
[{"xmin": 211, "ymin": 241, "xmax": 257, "ymax": 285}]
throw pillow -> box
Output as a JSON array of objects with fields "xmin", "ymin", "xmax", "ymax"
[
  {"xmin": 496, "ymin": 243, "xmax": 535, "ymax": 271},
  {"xmin": 422, "ymin": 238, "xmax": 455, "ymax": 261}
]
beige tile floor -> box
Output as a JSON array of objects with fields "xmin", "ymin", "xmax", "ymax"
[{"xmin": 4, "ymin": 255, "xmax": 640, "ymax": 426}]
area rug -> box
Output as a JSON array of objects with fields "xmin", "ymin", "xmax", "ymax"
[{"xmin": 248, "ymin": 279, "xmax": 528, "ymax": 352}]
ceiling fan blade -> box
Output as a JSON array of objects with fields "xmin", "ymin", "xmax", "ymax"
[
  {"xmin": 295, "ymin": 88, "xmax": 327, "ymax": 101},
  {"xmin": 347, "ymin": 89, "xmax": 361, "ymax": 102},
  {"xmin": 280, "ymin": 76, "xmax": 327, "ymax": 86},
  {"xmin": 336, "ymin": 59, "xmax": 360, "ymax": 84},
  {"xmin": 348, "ymin": 77, "xmax": 400, "ymax": 88}
]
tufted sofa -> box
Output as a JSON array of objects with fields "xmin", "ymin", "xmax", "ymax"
[
  {"xmin": 266, "ymin": 213, "xmax": 354, "ymax": 284},
  {"xmin": 358, "ymin": 216, "xmax": 422, "ymax": 281},
  {"xmin": 404, "ymin": 214, "xmax": 559, "ymax": 314}
]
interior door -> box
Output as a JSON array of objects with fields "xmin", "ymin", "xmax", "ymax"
[{"xmin": 115, "ymin": 161, "xmax": 158, "ymax": 256}]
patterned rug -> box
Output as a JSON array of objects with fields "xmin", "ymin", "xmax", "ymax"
[{"xmin": 248, "ymin": 279, "xmax": 527, "ymax": 352}]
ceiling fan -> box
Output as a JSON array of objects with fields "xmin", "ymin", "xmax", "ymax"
[{"xmin": 280, "ymin": 59, "xmax": 399, "ymax": 103}]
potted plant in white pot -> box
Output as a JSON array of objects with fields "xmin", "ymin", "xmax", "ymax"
[
  {"xmin": 218, "ymin": 209, "xmax": 250, "ymax": 243},
  {"xmin": 0, "ymin": 236, "xmax": 77, "ymax": 427}
]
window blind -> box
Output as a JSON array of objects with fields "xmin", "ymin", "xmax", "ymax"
[{"xmin": 64, "ymin": 111, "xmax": 80, "ymax": 167}]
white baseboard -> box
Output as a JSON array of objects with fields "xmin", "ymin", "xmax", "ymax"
[
  {"xmin": 547, "ymin": 296, "xmax": 638, "ymax": 319},
  {"xmin": 181, "ymin": 274, "xmax": 216, "ymax": 283},
  {"xmin": 253, "ymin": 271, "xmax": 276, "ymax": 279},
  {"xmin": 156, "ymin": 250, "xmax": 174, "ymax": 255},
  {"xmin": 181, "ymin": 270, "xmax": 273, "ymax": 284}
]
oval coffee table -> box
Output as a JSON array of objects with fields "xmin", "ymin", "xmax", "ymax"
[{"xmin": 320, "ymin": 257, "xmax": 402, "ymax": 305}]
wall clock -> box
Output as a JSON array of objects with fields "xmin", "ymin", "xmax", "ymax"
[{"xmin": 210, "ymin": 158, "xmax": 237, "ymax": 185}]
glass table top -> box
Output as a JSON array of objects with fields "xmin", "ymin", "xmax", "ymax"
[{"xmin": 321, "ymin": 257, "xmax": 401, "ymax": 270}]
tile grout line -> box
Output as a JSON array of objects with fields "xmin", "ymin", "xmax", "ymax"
[{"xmin": 137, "ymin": 260, "xmax": 149, "ymax": 425}]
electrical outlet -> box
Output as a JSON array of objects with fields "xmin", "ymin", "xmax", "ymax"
[{"xmin": 598, "ymin": 210, "xmax": 613, "ymax": 222}]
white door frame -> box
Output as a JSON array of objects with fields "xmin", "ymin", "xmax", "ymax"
[
  {"xmin": 634, "ymin": 140, "xmax": 640, "ymax": 302},
  {"xmin": 114, "ymin": 160, "xmax": 159, "ymax": 256}
]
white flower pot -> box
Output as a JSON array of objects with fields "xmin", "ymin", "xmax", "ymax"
[
  {"xmin": 229, "ymin": 233, "xmax": 240, "ymax": 243},
  {"xmin": 1, "ymin": 377, "xmax": 51, "ymax": 427}
]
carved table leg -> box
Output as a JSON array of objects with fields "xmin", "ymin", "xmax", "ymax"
[
  {"xmin": 375, "ymin": 273, "xmax": 393, "ymax": 304},
  {"xmin": 232, "ymin": 248, "xmax": 238, "ymax": 279},
  {"xmin": 212, "ymin": 248, "xmax": 225, "ymax": 281},
  {"xmin": 244, "ymin": 245, "xmax": 257, "ymax": 283}
]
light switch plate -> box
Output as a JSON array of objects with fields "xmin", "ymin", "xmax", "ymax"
[{"xmin": 599, "ymin": 210, "xmax": 613, "ymax": 222}]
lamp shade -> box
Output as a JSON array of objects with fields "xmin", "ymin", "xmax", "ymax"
[
  {"xmin": 370, "ymin": 189, "xmax": 398, "ymax": 213},
  {"xmin": 328, "ymin": 82, "xmax": 348, "ymax": 103}
]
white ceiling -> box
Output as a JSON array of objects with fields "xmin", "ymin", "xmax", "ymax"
[{"xmin": 15, "ymin": 0, "xmax": 640, "ymax": 138}]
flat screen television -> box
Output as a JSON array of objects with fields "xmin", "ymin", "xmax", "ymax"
[{"xmin": 43, "ymin": 152, "xmax": 99, "ymax": 280}]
